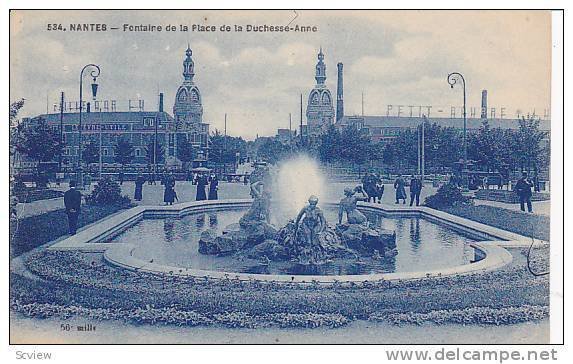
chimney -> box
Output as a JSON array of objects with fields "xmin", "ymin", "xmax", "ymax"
[
  {"xmin": 159, "ymin": 93, "xmax": 164, "ymax": 112},
  {"xmin": 336, "ymin": 62, "xmax": 344, "ymax": 122},
  {"xmin": 481, "ymin": 90, "xmax": 488, "ymax": 119}
]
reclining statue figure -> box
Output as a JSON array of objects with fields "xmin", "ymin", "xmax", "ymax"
[
  {"xmin": 338, "ymin": 186, "xmax": 369, "ymax": 226},
  {"xmin": 240, "ymin": 180, "xmax": 271, "ymax": 225}
]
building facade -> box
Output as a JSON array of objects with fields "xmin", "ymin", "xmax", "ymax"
[
  {"xmin": 306, "ymin": 48, "xmax": 335, "ymax": 135},
  {"xmin": 19, "ymin": 46, "xmax": 210, "ymax": 171},
  {"xmin": 338, "ymin": 115, "xmax": 551, "ymax": 144}
]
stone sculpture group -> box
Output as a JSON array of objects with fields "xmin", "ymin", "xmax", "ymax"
[{"xmin": 199, "ymin": 165, "xmax": 397, "ymax": 265}]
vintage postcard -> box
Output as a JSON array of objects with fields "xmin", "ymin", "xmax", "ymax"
[{"xmin": 8, "ymin": 9, "xmax": 562, "ymax": 349}]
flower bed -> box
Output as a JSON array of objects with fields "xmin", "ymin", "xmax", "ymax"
[
  {"xmin": 9, "ymin": 247, "xmax": 549, "ymax": 328},
  {"xmin": 369, "ymin": 305, "xmax": 549, "ymax": 326}
]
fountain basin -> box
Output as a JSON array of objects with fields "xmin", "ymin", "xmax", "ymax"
[{"xmin": 48, "ymin": 199, "xmax": 528, "ymax": 283}]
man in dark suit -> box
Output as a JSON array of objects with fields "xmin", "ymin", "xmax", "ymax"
[
  {"xmin": 409, "ymin": 175, "xmax": 423, "ymax": 206},
  {"xmin": 64, "ymin": 180, "xmax": 82, "ymax": 235},
  {"xmin": 514, "ymin": 171, "xmax": 534, "ymax": 213}
]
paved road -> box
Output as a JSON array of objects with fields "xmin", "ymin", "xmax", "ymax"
[
  {"xmin": 14, "ymin": 180, "xmax": 549, "ymax": 218},
  {"xmin": 15, "ymin": 181, "xmax": 438, "ymax": 219}
]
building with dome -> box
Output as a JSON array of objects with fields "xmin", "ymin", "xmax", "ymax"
[
  {"xmin": 173, "ymin": 45, "xmax": 205, "ymax": 130},
  {"xmin": 306, "ymin": 48, "xmax": 335, "ymax": 135},
  {"xmin": 18, "ymin": 46, "xmax": 210, "ymax": 173}
]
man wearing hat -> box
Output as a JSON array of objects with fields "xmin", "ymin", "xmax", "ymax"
[
  {"xmin": 515, "ymin": 171, "xmax": 534, "ymax": 213},
  {"xmin": 64, "ymin": 180, "xmax": 82, "ymax": 235}
]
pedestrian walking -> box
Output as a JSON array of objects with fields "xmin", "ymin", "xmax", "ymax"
[
  {"xmin": 134, "ymin": 173, "xmax": 145, "ymax": 201},
  {"xmin": 64, "ymin": 180, "xmax": 82, "ymax": 235},
  {"xmin": 394, "ymin": 174, "xmax": 407, "ymax": 204},
  {"xmin": 409, "ymin": 174, "xmax": 423, "ymax": 206},
  {"xmin": 118, "ymin": 170, "xmax": 124, "ymax": 185},
  {"xmin": 208, "ymin": 174, "xmax": 219, "ymax": 200},
  {"xmin": 514, "ymin": 171, "xmax": 534, "ymax": 213}
]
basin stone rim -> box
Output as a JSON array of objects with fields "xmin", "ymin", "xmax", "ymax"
[
  {"xmin": 47, "ymin": 199, "xmax": 532, "ymax": 284},
  {"xmin": 102, "ymin": 241, "xmax": 512, "ymax": 284}
]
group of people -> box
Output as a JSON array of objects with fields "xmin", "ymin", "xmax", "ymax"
[
  {"xmin": 163, "ymin": 171, "xmax": 220, "ymax": 205},
  {"xmin": 129, "ymin": 171, "xmax": 221, "ymax": 205},
  {"xmin": 60, "ymin": 169, "xmax": 537, "ymax": 238},
  {"xmin": 393, "ymin": 174, "xmax": 423, "ymax": 206},
  {"xmin": 362, "ymin": 172, "xmax": 423, "ymax": 206},
  {"xmin": 361, "ymin": 173, "xmax": 385, "ymax": 203}
]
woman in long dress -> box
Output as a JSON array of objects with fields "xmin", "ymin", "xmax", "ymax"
[
  {"xmin": 394, "ymin": 174, "xmax": 407, "ymax": 204},
  {"xmin": 163, "ymin": 173, "xmax": 176, "ymax": 205},
  {"xmin": 134, "ymin": 173, "xmax": 145, "ymax": 201},
  {"xmin": 196, "ymin": 173, "xmax": 208, "ymax": 201}
]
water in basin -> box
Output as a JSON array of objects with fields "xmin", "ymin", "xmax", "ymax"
[{"xmin": 109, "ymin": 208, "xmax": 479, "ymax": 276}]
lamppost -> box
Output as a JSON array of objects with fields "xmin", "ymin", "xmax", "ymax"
[
  {"xmin": 418, "ymin": 115, "xmax": 426, "ymax": 181},
  {"xmin": 77, "ymin": 64, "xmax": 101, "ymax": 188},
  {"xmin": 447, "ymin": 72, "xmax": 467, "ymax": 188}
]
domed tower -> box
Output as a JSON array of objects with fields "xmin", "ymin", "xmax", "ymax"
[
  {"xmin": 306, "ymin": 47, "xmax": 334, "ymax": 135},
  {"xmin": 173, "ymin": 44, "xmax": 203, "ymax": 126}
]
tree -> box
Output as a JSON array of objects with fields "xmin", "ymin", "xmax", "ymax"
[
  {"xmin": 367, "ymin": 141, "xmax": 385, "ymax": 165},
  {"xmin": 209, "ymin": 130, "xmax": 248, "ymax": 166},
  {"xmin": 317, "ymin": 124, "xmax": 342, "ymax": 164},
  {"xmin": 10, "ymin": 99, "xmax": 25, "ymax": 175},
  {"xmin": 381, "ymin": 122, "xmax": 464, "ymax": 174},
  {"xmin": 419, "ymin": 122, "xmax": 462, "ymax": 172},
  {"xmin": 145, "ymin": 141, "xmax": 165, "ymax": 165},
  {"xmin": 339, "ymin": 125, "xmax": 372, "ymax": 165},
  {"xmin": 16, "ymin": 117, "xmax": 62, "ymax": 165},
  {"xmin": 177, "ymin": 138, "xmax": 195, "ymax": 171},
  {"xmin": 114, "ymin": 138, "xmax": 134, "ymax": 169},
  {"xmin": 467, "ymin": 120, "xmax": 500, "ymax": 172},
  {"xmin": 513, "ymin": 116, "xmax": 549, "ymax": 173},
  {"xmin": 83, "ymin": 140, "xmax": 100, "ymax": 165},
  {"xmin": 382, "ymin": 128, "xmax": 417, "ymax": 172},
  {"xmin": 10, "ymin": 99, "xmax": 25, "ymax": 157},
  {"xmin": 256, "ymin": 138, "xmax": 293, "ymax": 165}
]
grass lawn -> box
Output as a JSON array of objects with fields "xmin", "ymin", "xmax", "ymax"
[
  {"xmin": 9, "ymin": 203, "xmax": 131, "ymax": 257},
  {"xmin": 442, "ymin": 204, "xmax": 550, "ymax": 241}
]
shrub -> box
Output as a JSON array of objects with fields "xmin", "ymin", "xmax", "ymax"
[
  {"xmin": 424, "ymin": 182, "xmax": 473, "ymax": 209},
  {"xmin": 87, "ymin": 177, "xmax": 130, "ymax": 206},
  {"xmin": 12, "ymin": 179, "xmax": 27, "ymax": 194}
]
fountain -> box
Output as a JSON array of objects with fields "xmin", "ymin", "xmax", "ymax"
[{"xmin": 198, "ymin": 155, "xmax": 397, "ymax": 266}]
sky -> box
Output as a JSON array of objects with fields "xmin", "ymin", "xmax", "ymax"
[{"xmin": 10, "ymin": 10, "xmax": 551, "ymax": 139}]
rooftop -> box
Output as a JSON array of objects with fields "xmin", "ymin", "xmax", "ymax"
[
  {"xmin": 32, "ymin": 111, "xmax": 175, "ymax": 124},
  {"xmin": 338, "ymin": 115, "xmax": 551, "ymax": 131}
]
